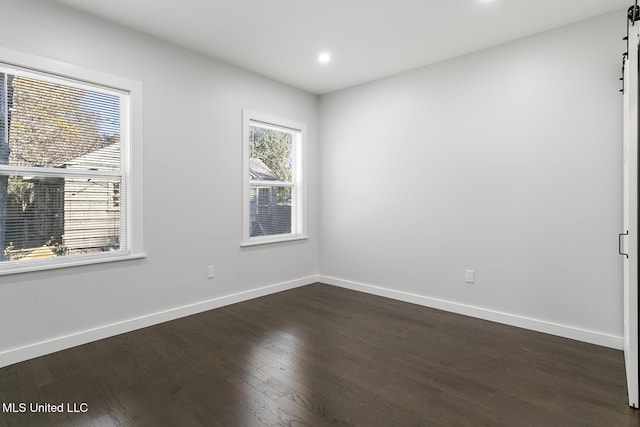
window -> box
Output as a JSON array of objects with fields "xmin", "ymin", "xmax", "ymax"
[
  {"xmin": 0, "ymin": 48, "xmax": 143, "ymax": 274},
  {"xmin": 242, "ymin": 110, "xmax": 306, "ymax": 246}
]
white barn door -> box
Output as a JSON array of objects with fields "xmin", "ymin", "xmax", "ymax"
[{"xmin": 623, "ymin": 12, "xmax": 639, "ymax": 410}]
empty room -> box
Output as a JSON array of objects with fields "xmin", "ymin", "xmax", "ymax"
[{"xmin": 1, "ymin": 0, "xmax": 640, "ymax": 425}]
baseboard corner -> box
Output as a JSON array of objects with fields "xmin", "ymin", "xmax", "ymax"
[{"xmin": 318, "ymin": 275, "xmax": 623, "ymax": 350}]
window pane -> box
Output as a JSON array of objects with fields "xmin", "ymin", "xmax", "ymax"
[
  {"xmin": 0, "ymin": 72, "xmax": 5, "ymax": 152},
  {"xmin": 3, "ymin": 175, "xmax": 121, "ymax": 262},
  {"xmin": 249, "ymin": 185, "xmax": 291, "ymax": 237},
  {"xmin": 6, "ymin": 75, "xmax": 120, "ymax": 170},
  {"xmin": 249, "ymin": 124, "xmax": 292, "ymax": 182}
]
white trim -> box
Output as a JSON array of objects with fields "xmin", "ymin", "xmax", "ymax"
[
  {"xmin": 0, "ymin": 252, "xmax": 146, "ymax": 276},
  {"xmin": 0, "ymin": 45, "xmax": 144, "ymax": 271},
  {"xmin": 250, "ymin": 180, "xmax": 294, "ymax": 187},
  {"xmin": 127, "ymin": 78, "xmax": 143, "ymax": 256},
  {"xmin": 320, "ymin": 275, "xmax": 624, "ymax": 350},
  {"xmin": 0, "ymin": 165, "xmax": 122, "ymax": 178},
  {"xmin": 1, "ymin": 275, "xmax": 620, "ymax": 367},
  {"xmin": 0, "ymin": 47, "xmax": 136, "ymax": 94},
  {"xmin": 0, "ymin": 275, "xmax": 319, "ymax": 368},
  {"xmin": 240, "ymin": 235, "xmax": 309, "ymax": 247},
  {"xmin": 242, "ymin": 109, "xmax": 307, "ymax": 246},
  {"xmin": 242, "ymin": 110, "xmax": 251, "ymax": 242},
  {"xmin": 623, "ymin": 21, "xmax": 640, "ymax": 409}
]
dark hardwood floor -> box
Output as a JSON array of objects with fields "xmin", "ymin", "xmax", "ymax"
[{"xmin": 1, "ymin": 283, "xmax": 638, "ymax": 426}]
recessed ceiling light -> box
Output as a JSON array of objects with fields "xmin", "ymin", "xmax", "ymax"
[{"xmin": 318, "ymin": 52, "xmax": 331, "ymax": 64}]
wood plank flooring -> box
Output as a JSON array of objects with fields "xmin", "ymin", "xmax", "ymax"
[{"xmin": 1, "ymin": 283, "xmax": 639, "ymax": 426}]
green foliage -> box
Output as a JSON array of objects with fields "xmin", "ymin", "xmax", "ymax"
[
  {"xmin": 7, "ymin": 177, "xmax": 34, "ymax": 212},
  {"xmin": 8, "ymin": 76, "xmax": 110, "ymax": 167},
  {"xmin": 3, "ymin": 241, "xmax": 14, "ymax": 259},
  {"xmin": 45, "ymin": 235, "xmax": 66, "ymax": 256},
  {"xmin": 249, "ymin": 126, "xmax": 292, "ymax": 182}
]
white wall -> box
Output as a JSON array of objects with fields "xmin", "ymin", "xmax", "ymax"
[
  {"xmin": 0, "ymin": 0, "xmax": 319, "ymax": 366},
  {"xmin": 319, "ymin": 11, "xmax": 625, "ymax": 347}
]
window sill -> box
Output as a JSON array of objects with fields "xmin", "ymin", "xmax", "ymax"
[
  {"xmin": 240, "ymin": 235, "xmax": 309, "ymax": 248},
  {"xmin": 0, "ymin": 252, "xmax": 147, "ymax": 276}
]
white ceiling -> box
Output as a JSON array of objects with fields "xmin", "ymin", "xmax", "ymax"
[{"xmin": 53, "ymin": 0, "xmax": 629, "ymax": 95}]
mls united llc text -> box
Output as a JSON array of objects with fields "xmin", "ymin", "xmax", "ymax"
[{"xmin": 2, "ymin": 402, "xmax": 88, "ymax": 413}]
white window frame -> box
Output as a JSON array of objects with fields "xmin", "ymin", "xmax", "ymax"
[
  {"xmin": 0, "ymin": 47, "xmax": 144, "ymax": 275},
  {"xmin": 242, "ymin": 110, "xmax": 307, "ymax": 246}
]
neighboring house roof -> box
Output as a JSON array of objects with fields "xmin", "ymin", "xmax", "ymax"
[
  {"xmin": 65, "ymin": 146, "xmax": 277, "ymax": 180},
  {"xmin": 250, "ymin": 157, "xmax": 278, "ymax": 181},
  {"xmin": 63, "ymin": 142, "xmax": 120, "ymax": 170}
]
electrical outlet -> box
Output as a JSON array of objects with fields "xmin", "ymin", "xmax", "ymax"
[
  {"xmin": 465, "ymin": 269, "xmax": 474, "ymax": 284},
  {"xmin": 208, "ymin": 265, "xmax": 215, "ymax": 279}
]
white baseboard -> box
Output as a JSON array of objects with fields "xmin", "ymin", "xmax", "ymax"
[
  {"xmin": 1, "ymin": 274, "xmax": 622, "ymax": 368},
  {"xmin": 320, "ymin": 275, "xmax": 623, "ymax": 350},
  {"xmin": 0, "ymin": 275, "xmax": 319, "ymax": 368}
]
